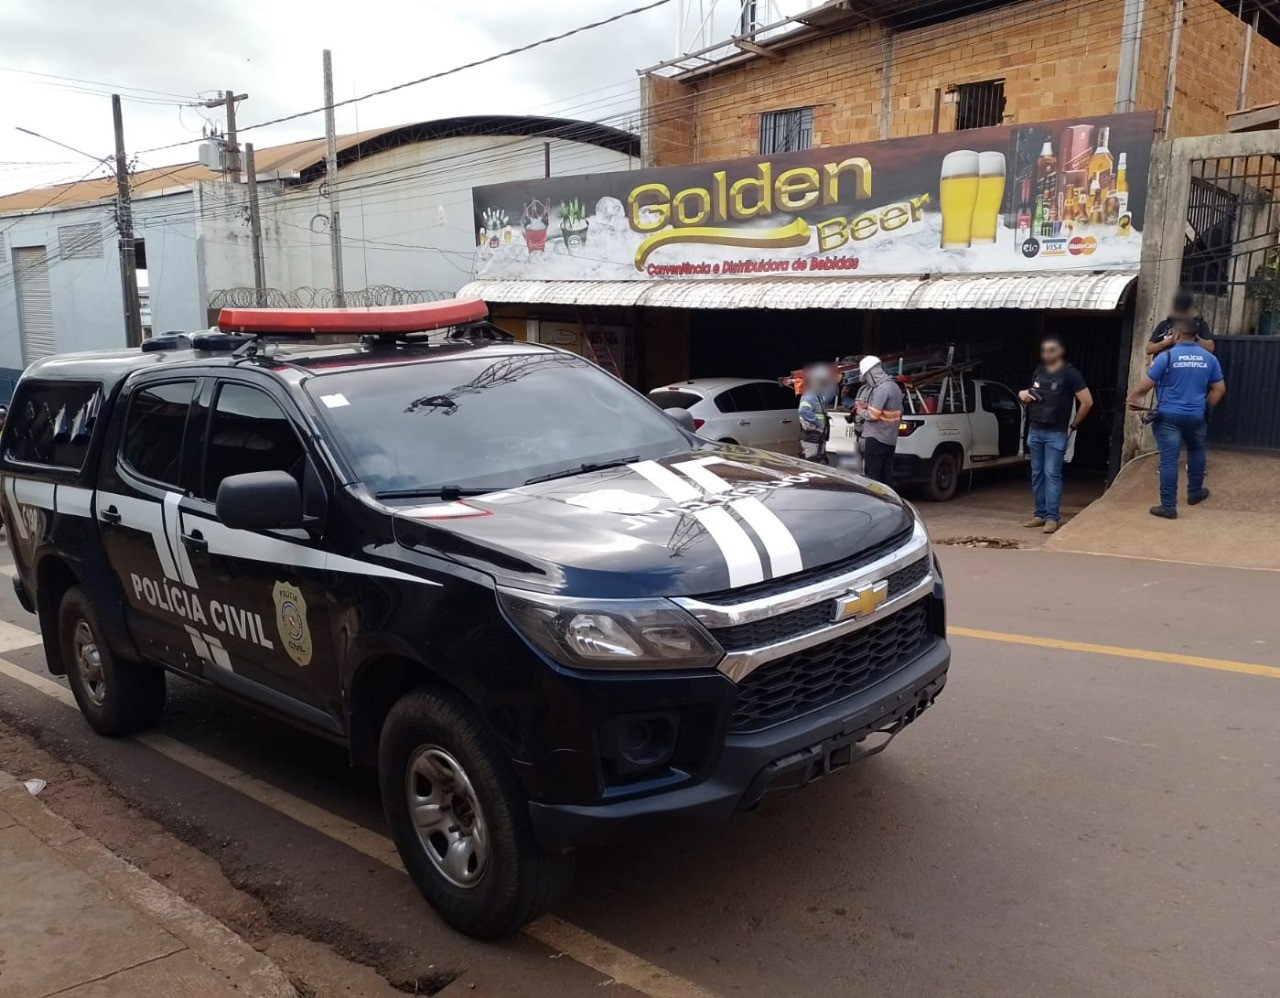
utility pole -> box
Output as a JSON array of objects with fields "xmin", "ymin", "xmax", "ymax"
[
  {"xmin": 322, "ymin": 49, "xmax": 345, "ymax": 306},
  {"xmin": 201, "ymin": 90, "xmax": 247, "ymax": 182},
  {"xmin": 244, "ymin": 143, "xmax": 266, "ymax": 306},
  {"xmin": 112, "ymin": 95, "xmax": 143, "ymax": 348}
]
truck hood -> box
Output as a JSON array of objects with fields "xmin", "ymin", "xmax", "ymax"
[{"xmin": 388, "ymin": 448, "xmax": 913, "ymax": 598}]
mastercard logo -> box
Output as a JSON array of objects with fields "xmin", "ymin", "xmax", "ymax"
[{"xmin": 1068, "ymin": 236, "xmax": 1098, "ymax": 256}]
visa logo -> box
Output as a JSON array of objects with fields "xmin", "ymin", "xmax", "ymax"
[{"xmin": 1040, "ymin": 238, "xmax": 1069, "ymax": 257}]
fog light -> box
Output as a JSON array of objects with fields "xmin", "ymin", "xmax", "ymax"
[{"xmin": 600, "ymin": 711, "xmax": 679, "ymax": 777}]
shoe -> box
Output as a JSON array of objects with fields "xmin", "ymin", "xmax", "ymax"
[
  {"xmin": 1149, "ymin": 505, "xmax": 1177, "ymax": 519},
  {"xmin": 1023, "ymin": 517, "xmax": 1046, "ymax": 528},
  {"xmin": 1188, "ymin": 488, "xmax": 1210, "ymax": 506},
  {"xmin": 1042, "ymin": 520, "xmax": 1060, "ymax": 534}
]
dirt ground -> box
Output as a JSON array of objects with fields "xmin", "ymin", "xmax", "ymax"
[
  {"xmin": 1045, "ymin": 450, "xmax": 1280, "ymax": 570},
  {"xmin": 912, "ymin": 468, "xmax": 1104, "ymax": 549}
]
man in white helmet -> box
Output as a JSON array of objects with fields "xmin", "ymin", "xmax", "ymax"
[{"xmin": 853, "ymin": 355, "xmax": 904, "ymax": 486}]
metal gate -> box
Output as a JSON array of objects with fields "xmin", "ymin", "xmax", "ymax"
[
  {"xmin": 1181, "ymin": 154, "xmax": 1280, "ymax": 336},
  {"xmin": 12, "ymin": 246, "xmax": 56, "ymax": 364},
  {"xmin": 1208, "ymin": 336, "xmax": 1280, "ymax": 450}
]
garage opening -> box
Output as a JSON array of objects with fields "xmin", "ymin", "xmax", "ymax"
[{"xmin": 686, "ymin": 304, "xmax": 1130, "ymax": 476}]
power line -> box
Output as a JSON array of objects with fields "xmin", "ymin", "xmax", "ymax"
[
  {"xmin": 0, "ymin": 0, "xmax": 1253, "ymax": 295},
  {"xmin": 132, "ymin": 0, "xmax": 675, "ymax": 157}
]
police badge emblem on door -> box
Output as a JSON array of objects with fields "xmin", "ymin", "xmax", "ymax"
[{"xmin": 272, "ymin": 581, "xmax": 312, "ymax": 666}]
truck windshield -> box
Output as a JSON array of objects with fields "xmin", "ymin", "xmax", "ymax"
[{"xmin": 305, "ymin": 352, "xmax": 692, "ymax": 496}]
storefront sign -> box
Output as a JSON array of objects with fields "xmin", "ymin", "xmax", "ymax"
[{"xmin": 471, "ymin": 112, "xmax": 1155, "ymax": 282}]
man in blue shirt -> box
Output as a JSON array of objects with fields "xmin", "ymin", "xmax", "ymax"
[{"xmin": 1126, "ymin": 320, "xmax": 1226, "ymax": 519}]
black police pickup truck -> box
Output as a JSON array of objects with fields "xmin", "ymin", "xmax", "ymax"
[{"xmin": 0, "ymin": 300, "xmax": 949, "ymax": 937}]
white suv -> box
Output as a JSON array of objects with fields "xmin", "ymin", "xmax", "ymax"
[{"xmin": 650, "ymin": 378, "xmax": 800, "ymax": 453}]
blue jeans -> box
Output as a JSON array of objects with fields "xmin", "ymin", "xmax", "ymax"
[
  {"xmin": 1151, "ymin": 412, "xmax": 1207, "ymax": 509},
  {"xmin": 1027, "ymin": 425, "xmax": 1068, "ymax": 521}
]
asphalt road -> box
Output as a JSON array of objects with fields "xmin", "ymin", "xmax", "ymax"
[{"xmin": 0, "ymin": 542, "xmax": 1277, "ymax": 997}]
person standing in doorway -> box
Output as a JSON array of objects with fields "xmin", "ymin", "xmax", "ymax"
[
  {"xmin": 798, "ymin": 364, "xmax": 833, "ymax": 463},
  {"xmin": 1147, "ymin": 289, "xmax": 1215, "ymax": 357},
  {"xmin": 1018, "ymin": 335, "xmax": 1093, "ymax": 534},
  {"xmin": 1126, "ymin": 319, "xmax": 1226, "ymax": 519},
  {"xmin": 853, "ymin": 355, "xmax": 904, "ymax": 486}
]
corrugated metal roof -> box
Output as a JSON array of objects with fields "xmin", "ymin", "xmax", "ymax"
[
  {"xmin": 0, "ymin": 115, "xmax": 638, "ymax": 216},
  {"xmin": 458, "ymin": 272, "xmax": 1138, "ymax": 311}
]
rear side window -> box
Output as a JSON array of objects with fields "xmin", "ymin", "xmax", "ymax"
[
  {"xmin": 4, "ymin": 381, "xmax": 102, "ymax": 471},
  {"xmin": 649, "ymin": 390, "xmax": 702, "ymax": 410},
  {"xmin": 121, "ymin": 381, "xmax": 196, "ymax": 486},
  {"xmin": 201, "ymin": 383, "xmax": 304, "ymax": 499},
  {"xmin": 716, "ymin": 384, "xmax": 765, "ymax": 413},
  {"xmin": 757, "ymin": 383, "xmax": 800, "ymax": 410}
]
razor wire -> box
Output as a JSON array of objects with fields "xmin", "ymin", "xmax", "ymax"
[{"xmin": 208, "ymin": 285, "xmax": 453, "ymax": 309}]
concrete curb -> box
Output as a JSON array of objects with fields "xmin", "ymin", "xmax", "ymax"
[{"xmin": 0, "ymin": 771, "xmax": 297, "ymax": 998}]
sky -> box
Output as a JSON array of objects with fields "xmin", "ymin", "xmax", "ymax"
[{"xmin": 0, "ymin": 0, "xmax": 719, "ymax": 196}]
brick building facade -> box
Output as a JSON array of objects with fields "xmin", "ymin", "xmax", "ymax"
[{"xmin": 642, "ymin": 0, "xmax": 1280, "ymax": 167}]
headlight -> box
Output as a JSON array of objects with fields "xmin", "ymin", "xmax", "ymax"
[{"xmin": 498, "ymin": 589, "xmax": 724, "ymax": 670}]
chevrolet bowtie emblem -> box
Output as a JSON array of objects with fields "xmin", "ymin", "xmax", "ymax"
[{"xmin": 831, "ymin": 580, "xmax": 889, "ymax": 622}]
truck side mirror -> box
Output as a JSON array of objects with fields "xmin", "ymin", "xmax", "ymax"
[
  {"xmin": 216, "ymin": 470, "xmax": 304, "ymax": 531},
  {"xmin": 664, "ymin": 407, "xmax": 696, "ymax": 432}
]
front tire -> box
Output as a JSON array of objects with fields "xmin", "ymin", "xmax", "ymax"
[
  {"xmin": 59, "ymin": 586, "xmax": 165, "ymax": 736},
  {"xmin": 922, "ymin": 450, "xmax": 960, "ymax": 502},
  {"xmin": 379, "ymin": 687, "xmax": 574, "ymax": 938}
]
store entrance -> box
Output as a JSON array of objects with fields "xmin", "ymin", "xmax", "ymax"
[{"xmin": 685, "ymin": 305, "xmax": 1128, "ymax": 476}]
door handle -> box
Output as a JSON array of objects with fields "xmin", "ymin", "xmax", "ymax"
[
  {"xmin": 181, "ymin": 529, "xmax": 208, "ymax": 554},
  {"xmin": 100, "ymin": 505, "xmax": 121, "ymax": 524},
  {"xmin": 737, "ymin": 420, "xmax": 752, "ymax": 426},
  {"xmin": 780, "ymin": 418, "xmax": 793, "ymax": 424}
]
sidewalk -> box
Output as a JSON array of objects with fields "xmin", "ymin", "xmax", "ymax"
[
  {"xmin": 1045, "ymin": 450, "xmax": 1280, "ymax": 570},
  {"xmin": 0, "ymin": 771, "xmax": 296, "ymax": 998}
]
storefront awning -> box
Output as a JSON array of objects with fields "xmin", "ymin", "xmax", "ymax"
[{"xmin": 458, "ymin": 271, "xmax": 1138, "ymax": 312}]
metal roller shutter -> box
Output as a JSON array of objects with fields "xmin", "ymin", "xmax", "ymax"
[{"xmin": 13, "ymin": 246, "xmax": 56, "ymax": 364}]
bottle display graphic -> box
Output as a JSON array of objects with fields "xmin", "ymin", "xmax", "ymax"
[{"xmin": 1000, "ymin": 118, "xmax": 1141, "ymax": 257}]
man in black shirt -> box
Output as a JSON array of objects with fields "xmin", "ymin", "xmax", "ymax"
[
  {"xmin": 1147, "ymin": 290, "xmax": 1214, "ymax": 357},
  {"xmin": 1018, "ymin": 336, "xmax": 1093, "ymax": 533}
]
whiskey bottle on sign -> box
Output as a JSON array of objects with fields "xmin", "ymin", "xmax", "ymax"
[{"xmin": 1088, "ymin": 126, "xmax": 1114, "ymax": 196}]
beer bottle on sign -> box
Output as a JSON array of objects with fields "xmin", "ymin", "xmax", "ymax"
[{"xmin": 1115, "ymin": 152, "xmax": 1129, "ymax": 214}]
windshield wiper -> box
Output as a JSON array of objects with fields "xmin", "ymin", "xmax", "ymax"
[
  {"xmin": 375, "ymin": 486, "xmax": 497, "ymax": 501},
  {"xmin": 523, "ymin": 457, "xmax": 641, "ymax": 487}
]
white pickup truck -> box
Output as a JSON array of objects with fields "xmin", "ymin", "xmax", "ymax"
[{"xmin": 826, "ymin": 370, "xmax": 1075, "ymax": 501}]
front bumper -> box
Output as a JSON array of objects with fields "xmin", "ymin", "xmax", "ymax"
[{"xmin": 528, "ymin": 634, "xmax": 949, "ymax": 851}]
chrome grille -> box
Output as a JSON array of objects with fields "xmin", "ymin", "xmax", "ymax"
[
  {"xmin": 727, "ymin": 600, "xmax": 934, "ymax": 733},
  {"xmin": 713, "ymin": 556, "xmax": 931, "ymax": 652}
]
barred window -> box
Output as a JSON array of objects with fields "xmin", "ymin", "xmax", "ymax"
[
  {"xmin": 954, "ymin": 80, "xmax": 1006, "ymax": 131},
  {"xmin": 759, "ymin": 107, "xmax": 814, "ymax": 155},
  {"xmin": 57, "ymin": 222, "xmax": 103, "ymax": 260}
]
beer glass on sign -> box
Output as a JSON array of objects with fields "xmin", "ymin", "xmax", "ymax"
[
  {"xmin": 971, "ymin": 152, "xmax": 1005, "ymax": 244},
  {"xmin": 940, "ymin": 151, "xmax": 980, "ymax": 249}
]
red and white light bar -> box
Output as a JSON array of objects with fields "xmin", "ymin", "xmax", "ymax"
[{"xmin": 216, "ymin": 299, "xmax": 489, "ymax": 336}]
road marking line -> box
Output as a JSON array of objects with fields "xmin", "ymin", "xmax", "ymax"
[
  {"xmin": 950, "ymin": 627, "xmax": 1280, "ymax": 680},
  {"xmin": 0, "ymin": 643, "xmax": 717, "ymax": 998},
  {"xmin": 0, "ymin": 657, "xmax": 75, "ymax": 705},
  {"xmin": 0, "ymin": 619, "xmax": 43, "ymax": 653},
  {"xmin": 526, "ymin": 915, "xmax": 718, "ymax": 998}
]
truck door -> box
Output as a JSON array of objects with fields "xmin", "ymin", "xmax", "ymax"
[
  {"xmin": 964, "ymin": 379, "xmax": 998, "ymax": 460},
  {"xmin": 97, "ymin": 378, "xmax": 205, "ymax": 671},
  {"xmin": 981, "ymin": 382, "xmax": 1023, "ymax": 458},
  {"xmin": 176, "ymin": 378, "xmax": 341, "ymax": 735}
]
